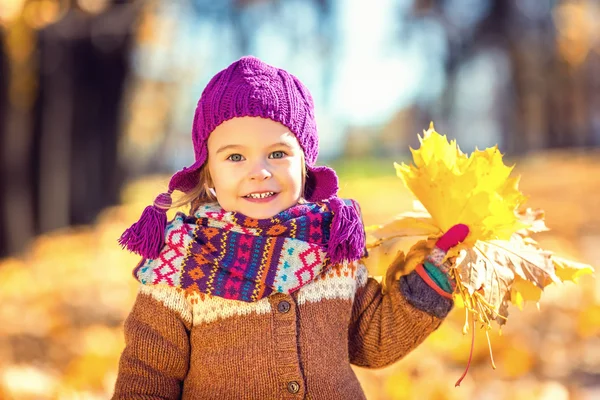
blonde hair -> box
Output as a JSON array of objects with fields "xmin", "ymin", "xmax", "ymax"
[
  {"xmin": 171, "ymin": 154, "xmax": 308, "ymax": 215},
  {"xmin": 168, "ymin": 164, "xmax": 214, "ymax": 215}
]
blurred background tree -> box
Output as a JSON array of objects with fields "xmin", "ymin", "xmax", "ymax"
[
  {"xmin": 0, "ymin": 1, "xmax": 599, "ymax": 399},
  {"xmin": 2, "ymin": 0, "xmax": 600, "ymax": 256},
  {"xmin": 1, "ymin": 0, "xmax": 139, "ymax": 257}
]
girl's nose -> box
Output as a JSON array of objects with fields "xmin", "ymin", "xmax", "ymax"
[{"xmin": 249, "ymin": 161, "xmax": 272, "ymax": 180}]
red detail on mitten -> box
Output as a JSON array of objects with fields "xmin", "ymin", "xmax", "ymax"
[
  {"xmin": 436, "ymin": 224, "xmax": 469, "ymax": 251},
  {"xmin": 415, "ymin": 264, "xmax": 454, "ymax": 299}
]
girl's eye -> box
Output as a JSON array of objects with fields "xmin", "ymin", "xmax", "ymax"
[
  {"xmin": 270, "ymin": 151, "xmax": 286, "ymax": 159},
  {"xmin": 228, "ymin": 154, "xmax": 244, "ymax": 162}
]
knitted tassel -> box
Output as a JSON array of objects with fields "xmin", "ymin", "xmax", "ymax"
[
  {"xmin": 327, "ymin": 197, "xmax": 366, "ymax": 265},
  {"xmin": 118, "ymin": 192, "xmax": 173, "ymax": 259}
]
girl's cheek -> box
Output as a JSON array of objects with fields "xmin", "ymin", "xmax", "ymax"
[
  {"xmin": 222, "ymin": 163, "xmax": 246, "ymax": 181},
  {"xmin": 272, "ymin": 157, "xmax": 295, "ymax": 168}
]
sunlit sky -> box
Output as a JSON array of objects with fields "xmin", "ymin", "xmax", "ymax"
[{"xmin": 135, "ymin": 0, "xmax": 503, "ymax": 161}]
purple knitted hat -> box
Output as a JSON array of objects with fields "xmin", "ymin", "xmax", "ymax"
[
  {"xmin": 119, "ymin": 56, "xmax": 364, "ymax": 263},
  {"xmin": 168, "ymin": 55, "xmax": 338, "ymax": 201}
]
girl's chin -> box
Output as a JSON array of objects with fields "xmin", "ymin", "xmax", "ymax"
[
  {"xmin": 236, "ymin": 196, "xmax": 299, "ymax": 219},
  {"xmin": 240, "ymin": 205, "xmax": 285, "ymax": 220}
]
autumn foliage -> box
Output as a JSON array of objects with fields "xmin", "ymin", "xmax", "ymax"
[
  {"xmin": 0, "ymin": 140, "xmax": 599, "ymax": 399},
  {"xmin": 364, "ymin": 124, "xmax": 594, "ymax": 386}
]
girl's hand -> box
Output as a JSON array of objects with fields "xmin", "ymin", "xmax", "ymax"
[
  {"xmin": 427, "ymin": 224, "xmax": 469, "ymax": 267},
  {"xmin": 418, "ymin": 224, "xmax": 470, "ymax": 296}
]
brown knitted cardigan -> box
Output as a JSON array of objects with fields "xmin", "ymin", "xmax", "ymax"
[{"xmin": 112, "ymin": 213, "xmax": 453, "ymax": 399}]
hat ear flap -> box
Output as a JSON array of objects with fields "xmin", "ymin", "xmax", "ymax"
[{"xmin": 304, "ymin": 166, "xmax": 339, "ymax": 201}]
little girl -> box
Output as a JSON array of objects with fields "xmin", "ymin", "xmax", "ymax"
[{"xmin": 113, "ymin": 56, "xmax": 468, "ymax": 399}]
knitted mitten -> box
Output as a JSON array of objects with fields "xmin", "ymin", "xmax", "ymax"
[{"xmin": 416, "ymin": 224, "xmax": 469, "ymax": 298}]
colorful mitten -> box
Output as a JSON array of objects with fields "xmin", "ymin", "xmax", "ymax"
[{"xmin": 415, "ymin": 224, "xmax": 470, "ymax": 299}]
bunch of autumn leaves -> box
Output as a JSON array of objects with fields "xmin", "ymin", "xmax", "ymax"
[
  {"xmin": 362, "ymin": 124, "xmax": 594, "ymax": 385},
  {"xmin": 363, "ymin": 124, "xmax": 594, "ymax": 328}
]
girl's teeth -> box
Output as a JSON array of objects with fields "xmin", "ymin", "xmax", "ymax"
[{"xmin": 248, "ymin": 192, "xmax": 274, "ymax": 199}]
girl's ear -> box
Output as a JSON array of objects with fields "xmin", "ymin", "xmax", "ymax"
[{"xmin": 203, "ymin": 182, "xmax": 216, "ymax": 199}]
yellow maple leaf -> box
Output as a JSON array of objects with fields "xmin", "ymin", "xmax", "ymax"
[
  {"xmin": 394, "ymin": 123, "xmax": 528, "ymax": 246},
  {"xmin": 368, "ymin": 123, "xmax": 594, "ymax": 327},
  {"xmin": 363, "ymin": 212, "xmax": 439, "ymax": 290},
  {"xmin": 552, "ymin": 255, "xmax": 595, "ymax": 282},
  {"xmin": 511, "ymin": 277, "xmax": 542, "ymax": 310},
  {"xmin": 380, "ymin": 124, "xmax": 595, "ymax": 384}
]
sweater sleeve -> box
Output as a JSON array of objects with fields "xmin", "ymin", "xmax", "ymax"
[
  {"xmin": 348, "ymin": 260, "xmax": 453, "ymax": 369},
  {"xmin": 112, "ymin": 284, "xmax": 193, "ymax": 399}
]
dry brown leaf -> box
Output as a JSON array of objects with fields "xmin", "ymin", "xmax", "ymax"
[
  {"xmin": 456, "ymin": 234, "xmax": 558, "ymax": 325},
  {"xmin": 383, "ymin": 238, "xmax": 437, "ymax": 292},
  {"xmin": 363, "ymin": 235, "xmax": 428, "ymax": 278},
  {"xmin": 456, "ymin": 246, "xmax": 514, "ymax": 325},
  {"xmin": 484, "ymin": 237, "xmax": 559, "ymax": 287},
  {"xmin": 366, "ymin": 214, "xmax": 439, "ymax": 241},
  {"xmin": 363, "ymin": 213, "xmax": 440, "ymax": 280},
  {"xmin": 516, "ymin": 208, "xmax": 549, "ymax": 234}
]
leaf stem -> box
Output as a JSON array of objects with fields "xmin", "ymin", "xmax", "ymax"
[
  {"xmin": 366, "ymin": 234, "xmax": 419, "ymax": 249},
  {"xmin": 475, "ymin": 297, "xmax": 491, "ymax": 328},
  {"xmin": 473, "ymin": 291, "xmax": 508, "ymax": 321},
  {"xmin": 485, "ymin": 329, "xmax": 497, "ymax": 370},
  {"xmin": 462, "ymin": 304, "xmax": 469, "ymax": 335},
  {"xmin": 455, "ymin": 315, "xmax": 476, "ymax": 387}
]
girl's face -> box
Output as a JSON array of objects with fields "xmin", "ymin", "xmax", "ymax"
[{"xmin": 207, "ymin": 116, "xmax": 304, "ymax": 219}]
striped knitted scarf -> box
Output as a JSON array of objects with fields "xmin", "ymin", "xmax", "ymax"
[{"xmin": 138, "ymin": 201, "xmax": 364, "ymax": 303}]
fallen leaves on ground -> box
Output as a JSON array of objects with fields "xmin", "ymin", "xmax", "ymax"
[{"xmin": 0, "ymin": 154, "xmax": 599, "ymax": 399}]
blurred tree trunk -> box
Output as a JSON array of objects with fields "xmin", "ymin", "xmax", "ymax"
[
  {"xmin": 33, "ymin": 5, "xmax": 137, "ymax": 233},
  {"xmin": 0, "ymin": 21, "xmax": 36, "ymax": 258},
  {"xmin": 588, "ymin": 52, "xmax": 600, "ymax": 146},
  {"xmin": 505, "ymin": 5, "xmax": 555, "ymax": 153},
  {"xmin": 0, "ymin": 3, "xmax": 139, "ymax": 257},
  {"xmin": 0, "ymin": 28, "xmax": 8, "ymax": 257},
  {"xmin": 434, "ymin": 0, "xmax": 596, "ymax": 154}
]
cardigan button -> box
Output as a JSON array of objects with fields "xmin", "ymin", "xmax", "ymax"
[
  {"xmin": 277, "ymin": 300, "xmax": 291, "ymax": 313},
  {"xmin": 287, "ymin": 381, "xmax": 300, "ymax": 394}
]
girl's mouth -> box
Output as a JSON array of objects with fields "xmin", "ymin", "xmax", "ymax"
[{"xmin": 243, "ymin": 191, "xmax": 278, "ymax": 203}]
